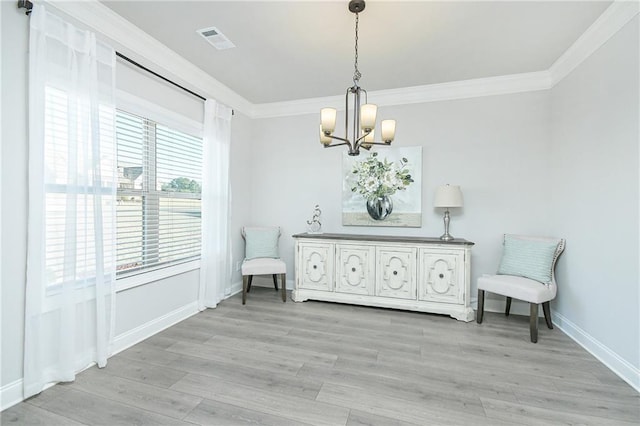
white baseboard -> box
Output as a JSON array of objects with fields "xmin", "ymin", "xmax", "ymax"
[
  {"xmin": 552, "ymin": 311, "xmax": 640, "ymax": 392},
  {"xmin": 1, "ymin": 379, "xmax": 23, "ymax": 412},
  {"xmin": 111, "ymin": 301, "xmax": 199, "ymax": 355}
]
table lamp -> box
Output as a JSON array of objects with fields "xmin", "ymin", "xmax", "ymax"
[{"xmin": 434, "ymin": 185, "xmax": 463, "ymax": 241}]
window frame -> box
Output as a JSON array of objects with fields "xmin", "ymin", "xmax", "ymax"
[{"xmin": 114, "ymin": 91, "xmax": 203, "ymax": 292}]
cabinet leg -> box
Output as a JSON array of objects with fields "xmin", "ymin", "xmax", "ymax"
[{"xmin": 505, "ymin": 297, "xmax": 512, "ymax": 316}]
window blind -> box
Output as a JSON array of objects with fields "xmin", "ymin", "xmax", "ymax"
[{"xmin": 115, "ymin": 110, "xmax": 202, "ymax": 275}]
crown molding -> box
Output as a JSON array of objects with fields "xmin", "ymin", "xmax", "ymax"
[
  {"xmin": 44, "ymin": 0, "xmax": 638, "ymax": 120},
  {"xmin": 251, "ymin": 71, "xmax": 552, "ymax": 119},
  {"xmin": 549, "ymin": 0, "xmax": 639, "ymax": 87},
  {"xmin": 44, "ymin": 0, "xmax": 254, "ymax": 116}
]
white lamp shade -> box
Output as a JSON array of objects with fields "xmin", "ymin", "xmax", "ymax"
[
  {"xmin": 320, "ymin": 108, "xmax": 336, "ymax": 133},
  {"xmin": 434, "ymin": 185, "xmax": 463, "ymax": 208},
  {"xmin": 319, "ymin": 125, "xmax": 331, "ymax": 145},
  {"xmin": 360, "ymin": 104, "xmax": 377, "ymax": 130},
  {"xmin": 381, "ymin": 119, "xmax": 396, "ymax": 142}
]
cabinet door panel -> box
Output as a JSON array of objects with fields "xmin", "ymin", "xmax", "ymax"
[
  {"xmin": 419, "ymin": 250, "xmax": 463, "ymax": 303},
  {"xmin": 299, "ymin": 243, "xmax": 333, "ymax": 291},
  {"xmin": 376, "ymin": 247, "xmax": 416, "ymax": 299},
  {"xmin": 336, "ymin": 245, "xmax": 375, "ymax": 295}
]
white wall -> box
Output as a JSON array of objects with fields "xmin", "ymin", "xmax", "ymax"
[
  {"xmin": 248, "ymin": 91, "xmax": 553, "ymax": 295},
  {"xmin": 550, "ymin": 16, "xmax": 639, "ymax": 378}
]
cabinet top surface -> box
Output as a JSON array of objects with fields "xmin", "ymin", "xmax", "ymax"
[{"xmin": 292, "ymin": 232, "xmax": 474, "ymax": 246}]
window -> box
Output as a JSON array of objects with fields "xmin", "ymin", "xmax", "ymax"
[
  {"xmin": 115, "ymin": 110, "xmax": 203, "ymax": 275},
  {"xmin": 43, "ymin": 86, "xmax": 117, "ymax": 287}
]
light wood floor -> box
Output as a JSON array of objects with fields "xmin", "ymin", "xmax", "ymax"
[{"xmin": 3, "ymin": 288, "xmax": 639, "ymax": 425}]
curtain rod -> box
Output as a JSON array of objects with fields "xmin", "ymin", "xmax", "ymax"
[
  {"xmin": 18, "ymin": 0, "xmax": 234, "ymax": 115},
  {"xmin": 115, "ymin": 52, "xmax": 206, "ymax": 102}
]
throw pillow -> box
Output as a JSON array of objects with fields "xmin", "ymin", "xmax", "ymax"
[
  {"xmin": 497, "ymin": 235, "xmax": 559, "ymax": 284},
  {"xmin": 244, "ymin": 227, "xmax": 280, "ymax": 260}
]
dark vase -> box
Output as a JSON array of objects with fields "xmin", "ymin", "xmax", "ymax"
[{"xmin": 366, "ymin": 195, "xmax": 393, "ymax": 220}]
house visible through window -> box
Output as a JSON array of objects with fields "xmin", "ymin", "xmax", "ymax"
[{"xmin": 115, "ymin": 110, "xmax": 203, "ymax": 275}]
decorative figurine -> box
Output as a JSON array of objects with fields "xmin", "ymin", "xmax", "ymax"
[{"xmin": 306, "ymin": 205, "xmax": 322, "ymax": 234}]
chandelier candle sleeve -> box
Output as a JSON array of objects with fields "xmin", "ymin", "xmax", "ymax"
[
  {"xmin": 381, "ymin": 120, "xmax": 396, "ymax": 142},
  {"xmin": 364, "ymin": 130, "xmax": 374, "ymax": 143},
  {"xmin": 321, "ymin": 108, "xmax": 337, "ymax": 134},
  {"xmin": 360, "ymin": 104, "xmax": 377, "ymax": 131},
  {"xmin": 320, "ymin": 125, "xmax": 332, "ymax": 145}
]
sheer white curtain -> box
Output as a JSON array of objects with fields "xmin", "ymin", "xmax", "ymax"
[
  {"xmin": 199, "ymin": 99, "xmax": 233, "ymax": 309},
  {"xmin": 24, "ymin": 4, "xmax": 117, "ymax": 398}
]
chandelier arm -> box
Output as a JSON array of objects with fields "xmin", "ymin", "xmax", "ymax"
[
  {"xmin": 325, "ymin": 134, "xmax": 350, "ymax": 144},
  {"xmin": 357, "ymin": 141, "xmax": 391, "ymax": 147}
]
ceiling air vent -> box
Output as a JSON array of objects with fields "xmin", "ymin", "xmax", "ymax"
[{"xmin": 197, "ymin": 26, "xmax": 235, "ymax": 50}]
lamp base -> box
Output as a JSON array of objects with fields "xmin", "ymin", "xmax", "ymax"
[
  {"xmin": 439, "ymin": 209, "xmax": 455, "ymax": 241},
  {"xmin": 439, "ymin": 233, "xmax": 455, "ymax": 241}
]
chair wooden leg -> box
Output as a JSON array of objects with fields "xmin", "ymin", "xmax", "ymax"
[
  {"xmin": 542, "ymin": 301, "xmax": 553, "ymax": 329},
  {"xmin": 272, "ymin": 274, "xmax": 279, "ymax": 291},
  {"xmin": 247, "ymin": 275, "xmax": 253, "ymax": 293},
  {"xmin": 242, "ymin": 275, "xmax": 248, "ymax": 305},
  {"xmin": 477, "ymin": 289, "xmax": 485, "ymax": 324},
  {"xmin": 280, "ymin": 273, "xmax": 286, "ymax": 302},
  {"xmin": 530, "ymin": 303, "xmax": 539, "ymax": 343},
  {"xmin": 505, "ymin": 297, "xmax": 512, "ymax": 316}
]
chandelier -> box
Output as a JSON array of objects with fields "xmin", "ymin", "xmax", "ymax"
[{"xmin": 319, "ymin": 0, "xmax": 396, "ymax": 156}]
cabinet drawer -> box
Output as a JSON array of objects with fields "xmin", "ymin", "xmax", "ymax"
[
  {"xmin": 298, "ymin": 243, "xmax": 334, "ymax": 291},
  {"xmin": 336, "ymin": 244, "xmax": 375, "ymax": 295},
  {"xmin": 376, "ymin": 246, "xmax": 416, "ymax": 299}
]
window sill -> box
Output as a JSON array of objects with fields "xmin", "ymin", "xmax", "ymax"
[{"xmin": 116, "ymin": 260, "xmax": 201, "ymax": 292}]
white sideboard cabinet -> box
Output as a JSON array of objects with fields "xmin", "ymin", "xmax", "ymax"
[{"xmin": 293, "ymin": 233, "xmax": 475, "ymax": 322}]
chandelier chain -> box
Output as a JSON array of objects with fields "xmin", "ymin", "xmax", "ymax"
[{"xmin": 353, "ymin": 12, "xmax": 361, "ymax": 84}]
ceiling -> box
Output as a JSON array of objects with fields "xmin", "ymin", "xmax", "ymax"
[{"xmin": 101, "ymin": 1, "xmax": 611, "ymax": 104}]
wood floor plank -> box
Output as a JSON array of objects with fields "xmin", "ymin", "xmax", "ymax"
[
  {"xmin": 316, "ymin": 382, "xmax": 507, "ymax": 426},
  {"xmin": 40, "ymin": 388, "xmax": 191, "ymax": 425},
  {"xmin": 117, "ymin": 342, "xmax": 182, "ymax": 366},
  {"xmin": 165, "ymin": 340, "xmax": 304, "ymax": 375},
  {"xmin": 204, "ymin": 334, "xmax": 338, "ymax": 367},
  {"xmin": 346, "ymin": 409, "xmax": 422, "ymax": 426},
  {"xmin": 1, "ymin": 401, "xmax": 87, "ymax": 425},
  {"xmin": 513, "ymin": 387, "xmax": 640, "ymax": 423},
  {"xmin": 184, "ymin": 398, "xmax": 312, "ymax": 426},
  {"xmin": 164, "ymin": 353, "xmax": 323, "ymax": 400},
  {"xmin": 72, "ymin": 367, "xmax": 202, "ymax": 420},
  {"xmin": 103, "ymin": 356, "xmax": 188, "ymax": 388},
  {"xmin": 481, "ymin": 396, "xmax": 640, "ymax": 426},
  {"xmin": 171, "ymin": 373, "xmax": 350, "ymax": 425},
  {"xmin": 297, "ymin": 362, "xmax": 519, "ymax": 405}
]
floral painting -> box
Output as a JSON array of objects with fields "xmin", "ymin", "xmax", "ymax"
[{"xmin": 342, "ymin": 147, "xmax": 422, "ymax": 227}]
